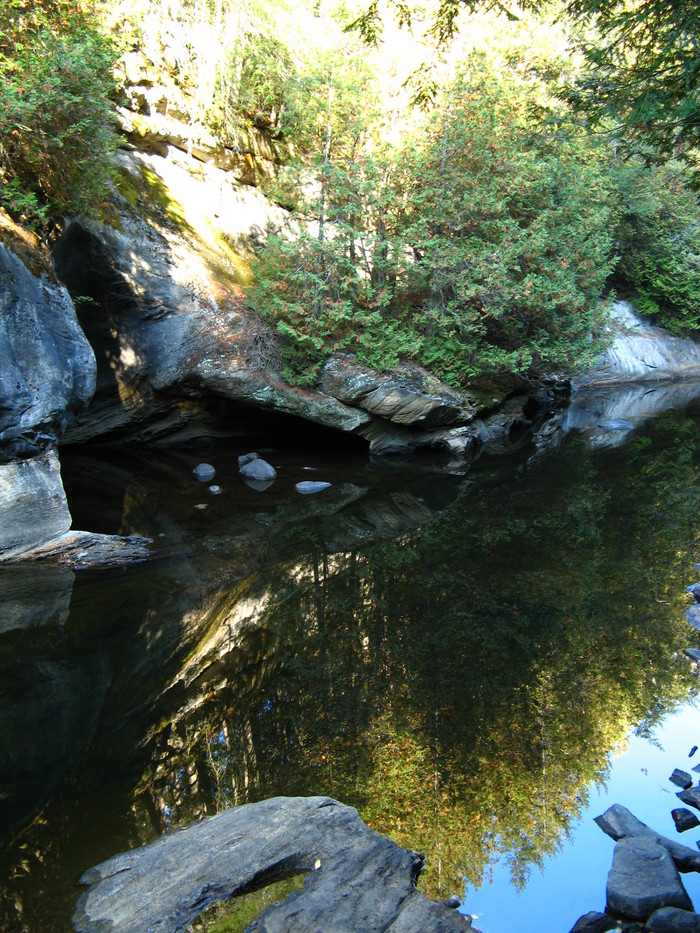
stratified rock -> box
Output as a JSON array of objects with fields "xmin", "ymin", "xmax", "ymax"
[
  {"xmin": 686, "ymin": 606, "xmax": 700, "ymax": 631},
  {"xmin": 672, "ymin": 770, "xmax": 694, "ymax": 790},
  {"xmin": 0, "ymin": 243, "xmax": 95, "ymax": 459},
  {"xmin": 594, "ymin": 804, "xmax": 700, "ymax": 872},
  {"xmin": 646, "ymin": 907, "xmax": 700, "ymax": 932},
  {"xmin": 12, "ymin": 531, "xmax": 151, "ymax": 569},
  {"xmin": 193, "ymin": 462, "xmax": 216, "ymax": 482},
  {"xmin": 239, "ymin": 458, "xmax": 276, "ymax": 482},
  {"xmin": 672, "ymin": 809, "xmax": 700, "ymax": 833},
  {"xmin": 320, "ymin": 356, "xmax": 476, "ymax": 429},
  {"xmin": 568, "ymin": 912, "xmax": 617, "ymax": 933},
  {"xmin": 296, "ymin": 481, "xmax": 331, "ymax": 495},
  {"xmin": 677, "ymin": 788, "xmax": 700, "ymax": 812},
  {"xmin": 605, "ymin": 837, "xmax": 693, "ymax": 920},
  {"xmin": 73, "ymin": 796, "xmax": 471, "ymax": 933},
  {"xmin": 0, "ymin": 450, "xmax": 72, "ymax": 559}
]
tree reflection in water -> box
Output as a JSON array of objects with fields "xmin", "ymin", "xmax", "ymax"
[{"xmin": 0, "ymin": 407, "xmax": 698, "ymax": 931}]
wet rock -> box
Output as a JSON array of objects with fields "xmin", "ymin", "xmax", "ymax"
[
  {"xmin": 568, "ymin": 912, "xmax": 617, "ymax": 933},
  {"xmin": 594, "ymin": 804, "xmax": 700, "ymax": 872},
  {"xmin": 605, "ymin": 837, "xmax": 693, "ymax": 920},
  {"xmin": 239, "ymin": 458, "xmax": 276, "ymax": 482},
  {"xmin": 646, "ymin": 907, "xmax": 700, "ymax": 932},
  {"xmin": 599, "ymin": 419, "xmax": 634, "ymax": 430},
  {"xmin": 208, "ymin": 485, "xmax": 222, "ymax": 495},
  {"xmin": 296, "ymin": 481, "xmax": 332, "ymax": 495},
  {"xmin": 671, "ymin": 770, "xmax": 694, "ymax": 790},
  {"xmin": 10, "ymin": 531, "xmax": 151, "ymax": 569},
  {"xmin": 677, "ymin": 788, "xmax": 700, "ymax": 812},
  {"xmin": 238, "ymin": 452, "xmax": 259, "ymax": 468},
  {"xmin": 0, "ymin": 450, "xmax": 72, "ymax": 560},
  {"xmin": 73, "ymin": 796, "xmax": 471, "ymax": 933},
  {"xmin": 193, "ymin": 462, "xmax": 216, "ymax": 482},
  {"xmin": 672, "ymin": 809, "xmax": 700, "ymax": 833},
  {"xmin": 687, "ymin": 605, "xmax": 700, "ymax": 631}
]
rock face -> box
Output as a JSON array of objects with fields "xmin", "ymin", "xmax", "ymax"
[
  {"xmin": 577, "ymin": 300, "xmax": 700, "ymax": 387},
  {"xmin": 0, "ymin": 450, "xmax": 72, "ymax": 559},
  {"xmin": 73, "ymin": 796, "xmax": 471, "ymax": 933},
  {"xmin": 0, "ymin": 243, "xmax": 96, "ymax": 459}
]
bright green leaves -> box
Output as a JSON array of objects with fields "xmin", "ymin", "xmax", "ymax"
[{"xmin": 0, "ymin": 0, "xmax": 118, "ymax": 225}]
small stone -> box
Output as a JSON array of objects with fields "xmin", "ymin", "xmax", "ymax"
[
  {"xmin": 686, "ymin": 605, "xmax": 700, "ymax": 631},
  {"xmin": 193, "ymin": 462, "xmax": 216, "ymax": 482},
  {"xmin": 568, "ymin": 911, "xmax": 617, "ymax": 932},
  {"xmin": 194, "ymin": 503, "xmax": 207, "ymax": 510},
  {"xmin": 295, "ymin": 481, "xmax": 331, "ymax": 495},
  {"xmin": 677, "ymin": 787, "xmax": 700, "ymax": 811},
  {"xmin": 240, "ymin": 458, "xmax": 276, "ymax": 482},
  {"xmin": 443, "ymin": 895, "xmax": 460, "ymax": 909},
  {"xmin": 238, "ymin": 452, "xmax": 259, "ymax": 468},
  {"xmin": 208, "ymin": 485, "xmax": 222, "ymax": 495},
  {"xmin": 672, "ymin": 809, "xmax": 700, "ymax": 833},
  {"xmin": 671, "ymin": 770, "xmax": 693, "ymax": 790},
  {"xmin": 647, "ymin": 907, "xmax": 700, "ymax": 932},
  {"xmin": 690, "ymin": 746, "xmax": 698, "ymax": 758}
]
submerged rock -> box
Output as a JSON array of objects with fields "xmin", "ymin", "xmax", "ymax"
[
  {"xmin": 73, "ymin": 796, "xmax": 471, "ymax": 933},
  {"xmin": 605, "ymin": 837, "xmax": 693, "ymax": 920},
  {"xmin": 296, "ymin": 481, "xmax": 332, "ymax": 495},
  {"xmin": 671, "ymin": 809, "xmax": 700, "ymax": 833},
  {"xmin": 671, "ymin": 770, "xmax": 694, "ymax": 790},
  {"xmin": 193, "ymin": 462, "xmax": 216, "ymax": 482},
  {"xmin": 239, "ymin": 457, "xmax": 276, "ymax": 482}
]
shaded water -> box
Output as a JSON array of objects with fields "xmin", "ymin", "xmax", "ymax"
[{"xmin": 1, "ymin": 386, "xmax": 700, "ymax": 932}]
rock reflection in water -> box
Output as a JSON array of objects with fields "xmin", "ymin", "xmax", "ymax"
[{"xmin": 0, "ymin": 392, "xmax": 698, "ymax": 933}]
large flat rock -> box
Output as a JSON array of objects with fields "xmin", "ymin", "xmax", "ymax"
[
  {"xmin": 73, "ymin": 796, "xmax": 471, "ymax": 933},
  {"xmin": 594, "ymin": 803, "xmax": 700, "ymax": 873},
  {"xmin": 606, "ymin": 837, "xmax": 693, "ymax": 920}
]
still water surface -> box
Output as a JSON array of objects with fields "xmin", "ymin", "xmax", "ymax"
[{"xmin": 1, "ymin": 386, "xmax": 699, "ymax": 932}]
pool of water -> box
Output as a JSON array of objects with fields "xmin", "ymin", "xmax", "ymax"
[{"xmin": 1, "ymin": 386, "xmax": 699, "ymax": 932}]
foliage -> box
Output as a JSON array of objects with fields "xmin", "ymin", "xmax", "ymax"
[
  {"xmin": 251, "ymin": 52, "xmax": 616, "ymax": 387},
  {"xmin": 612, "ymin": 160, "xmax": 700, "ymax": 333},
  {"xmin": 0, "ymin": 0, "xmax": 118, "ymax": 225}
]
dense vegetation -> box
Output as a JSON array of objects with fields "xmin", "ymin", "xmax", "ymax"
[{"xmin": 1, "ymin": 0, "xmax": 699, "ymax": 382}]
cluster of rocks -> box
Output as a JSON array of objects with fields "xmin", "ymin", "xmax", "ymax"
[
  {"xmin": 192, "ymin": 455, "xmax": 332, "ymax": 496},
  {"xmin": 569, "ymin": 573, "xmax": 700, "ymax": 933}
]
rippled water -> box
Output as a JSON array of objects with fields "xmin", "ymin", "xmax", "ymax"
[{"xmin": 1, "ymin": 385, "xmax": 699, "ymax": 932}]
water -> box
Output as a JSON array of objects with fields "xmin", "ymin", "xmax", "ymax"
[{"xmin": 1, "ymin": 387, "xmax": 699, "ymax": 932}]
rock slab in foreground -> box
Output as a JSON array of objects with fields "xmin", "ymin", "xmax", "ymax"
[
  {"xmin": 606, "ymin": 837, "xmax": 693, "ymax": 920},
  {"xmin": 73, "ymin": 796, "xmax": 471, "ymax": 933}
]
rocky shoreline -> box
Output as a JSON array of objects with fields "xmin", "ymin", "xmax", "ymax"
[{"xmin": 568, "ymin": 572, "xmax": 700, "ymax": 933}]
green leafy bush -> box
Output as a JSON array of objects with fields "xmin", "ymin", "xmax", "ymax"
[
  {"xmin": 613, "ymin": 162, "xmax": 700, "ymax": 333},
  {"xmin": 0, "ymin": 0, "xmax": 117, "ymax": 225}
]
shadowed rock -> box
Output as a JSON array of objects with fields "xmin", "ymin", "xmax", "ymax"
[
  {"xmin": 606, "ymin": 837, "xmax": 692, "ymax": 920},
  {"xmin": 647, "ymin": 907, "xmax": 700, "ymax": 931},
  {"xmin": 594, "ymin": 804, "xmax": 700, "ymax": 873},
  {"xmin": 73, "ymin": 797, "xmax": 471, "ymax": 933},
  {"xmin": 672, "ymin": 809, "xmax": 700, "ymax": 833}
]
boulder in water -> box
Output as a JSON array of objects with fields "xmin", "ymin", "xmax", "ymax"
[
  {"xmin": 240, "ymin": 458, "xmax": 276, "ymax": 482},
  {"xmin": 296, "ymin": 481, "xmax": 331, "ymax": 495},
  {"xmin": 193, "ymin": 463, "xmax": 216, "ymax": 482}
]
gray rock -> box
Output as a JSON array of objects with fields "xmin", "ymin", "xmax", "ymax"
[
  {"xmin": 599, "ymin": 419, "xmax": 634, "ymax": 430},
  {"xmin": 687, "ymin": 584, "xmax": 700, "ymax": 602},
  {"xmin": 295, "ymin": 481, "xmax": 332, "ymax": 495},
  {"xmin": 443, "ymin": 895, "xmax": 461, "ymax": 909},
  {"xmin": 238, "ymin": 452, "xmax": 259, "ymax": 467},
  {"xmin": 672, "ymin": 809, "xmax": 700, "ymax": 833},
  {"xmin": 684, "ymin": 649, "xmax": 700, "ymax": 664},
  {"xmin": 672, "ymin": 770, "xmax": 694, "ymax": 790},
  {"xmin": 239, "ymin": 458, "xmax": 276, "ymax": 482},
  {"xmin": 193, "ymin": 462, "xmax": 216, "ymax": 482},
  {"xmin": 687, "ymin": 606, "xmax": 700, "ymax": 631},
  {"xmin": 677, "ymin": 788, "xmax": 700, "ymax": 812},
  {"xmin": 0, "ymin": 450, "xmax": 72, "ymax": 559},
  {"xmin": 568, "ymin": 912, "xmax": 617, "ymax": 933},
  {"xmin": 605, "ymin": 837, "xmax": 693, "ymax": 920},
  {"xmin": 73, "ymin": 796, "xmax": 471, "ymax": 933},
  {"xmin": 594, "ymin": 804, "xmax": 700, "ymax": 872},
  {"xmin": 646, "ymin": 907, "xmax": 700, "ymax": 932},
  {"xmin": 0, "ymin": 244, "xmax": 96, "ymax": 458},
  {"xmin": 208, "ymin": 484, "xmax": 222, "ymax": 495}
]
